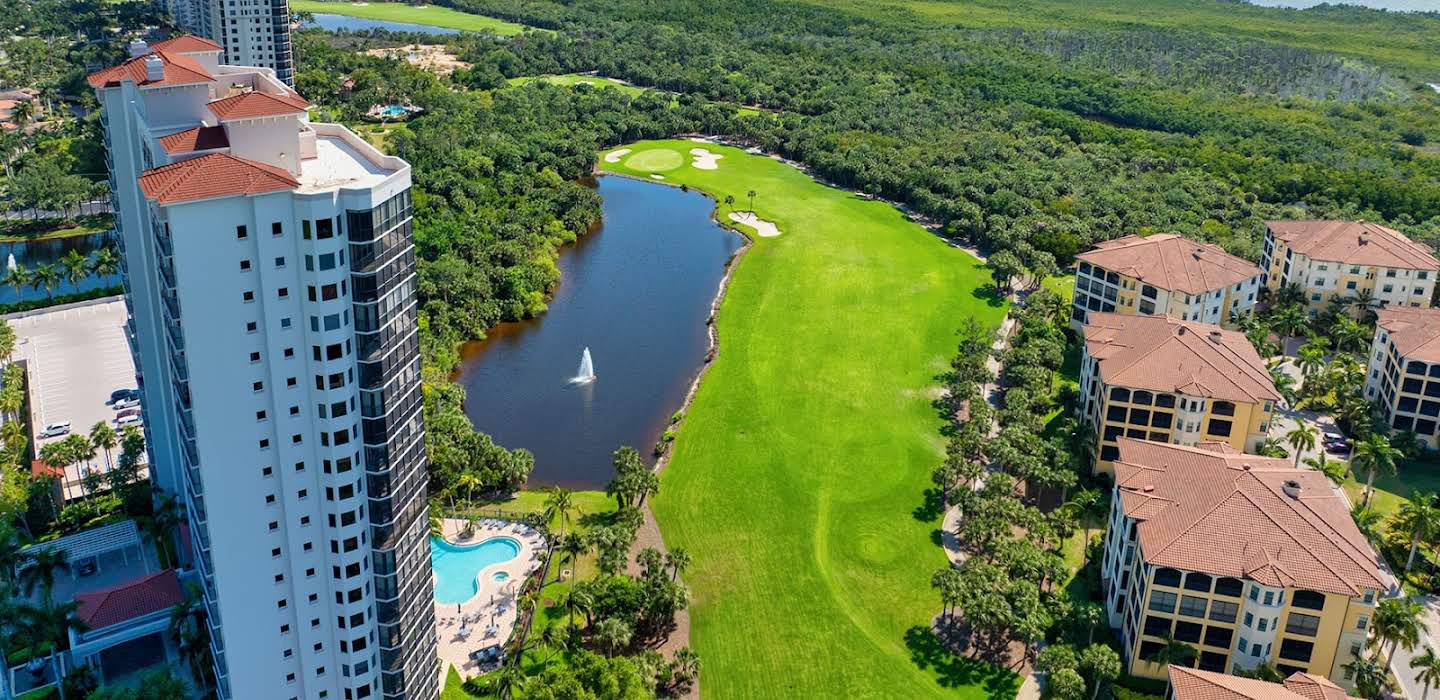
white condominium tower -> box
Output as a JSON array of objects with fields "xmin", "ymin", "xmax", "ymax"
[
  {"xmin": 89, "ymin": 38, "xmax": 436, "ymax": 700},
  {"xmin": 166, "ymin": 0, "xmax": 296, "ymax": 85}
]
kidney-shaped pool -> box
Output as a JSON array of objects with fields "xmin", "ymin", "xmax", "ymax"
[{"xmin": 430, "ymin": 536, "xmax": 521, "ymax": 605}]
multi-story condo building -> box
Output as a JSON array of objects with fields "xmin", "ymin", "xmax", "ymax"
[
  {"xmin": 1071, "ymin": 234, "xmax": 1264, "ymax": 330},
  {"xmin": 1102, "ymin": 438, "xmax": 1387, "ymax": 686},
  {"xmin": 1366, "ymin": 306, "xmax": 1440, "ymax": 450},
  {"xmin": 1260, "ymin": 220, "xmax": 1439, "ymax": 316},
  {"xmin": 1078, "ymin": 313, "xmax": 1280, "ymax": 474},
  {"xmin": 163, "ymin": 0, "xmax": 295, "ymax": 85},
  {"xmin": 1167, "ymin": 666, "xmax": 1349, "ymax": 700},
  {"xmin": 90, "ymin": 39, "xmax": 434, "ymax": 700}
]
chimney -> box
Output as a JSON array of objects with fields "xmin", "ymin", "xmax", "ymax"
[
  {"xmin": 128, "ymin": 40, "xmax": 149, "ymax": 58},
  {"xmin": 144, "ymin": 55, "xmax": 165, "ymax": 83},
  {"xmin": 1209, "ymin": 330, "xmax": 1223, "ymax": 343},
  {"xmin": 1282, "ymin": 479, "xmax": 1302, "ymax": 499},
  {"xmin": 1192, "ymin": 248, "xmax": 1203, "ymax": 260}
]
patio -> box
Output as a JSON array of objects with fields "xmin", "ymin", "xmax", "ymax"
[
  {"xmin": 19, "ymin": 520, "xmax": 160, "ymax": 605},
  {"xmin": 433, "ymin": 518, "xmax": 548, "ymax": 681}
]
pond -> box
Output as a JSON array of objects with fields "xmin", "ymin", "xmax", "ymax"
[
  {"xmin": 0, "ymin": 231, "xmax": 117, "ymax": 304},
  {"xmin": 304, "ymin": 13, "xmax": 461, "ymax": 35},
  {"xmin": 456, "ymin": 176, "xmax": 743, "ymax": 489}
]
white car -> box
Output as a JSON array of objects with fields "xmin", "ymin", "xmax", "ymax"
[
  {"xmin": 114, "ymin": 414, "xmax": 143, "ymax": 428},
  {"xmin": 112, "ymin": 397, "xmax": 141, "ymax": 410},
  {"xmin": 38, "ymin": 422, "xmax": 71, "ymax": 438}
]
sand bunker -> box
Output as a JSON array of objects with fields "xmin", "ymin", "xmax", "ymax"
[
  {"xmin": 604, "ymin": 148, "xmax": 632, "ymax": 163},
  {"xmin": 650, "ymin": 174, "xmax": 666, "ymax": 180},
  {"xmin": 690, "ymin": 148, "xmax": 722, "ymax": 170},
  {"xmin": 729, "ymin": 211, "xmax": 781, "ymax": 237}
]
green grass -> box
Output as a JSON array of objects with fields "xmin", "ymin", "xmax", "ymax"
[
  {"xmin": 291, "ymin": 0, "xmax": 540, "ymax": 35},
  {"xmin": 507, "ymin": 74, "xmax": 651, "ymax": 97},
  {"xmin": 603, "ymin": 140, "xmax": 1015, "ymax": 699},
  {"xmin": 0, "ymin": 215, "xmax": 111, "ymax": 242},
  {"xmin": 1343, "ymin": 460, "xmax": 1440, "ymax": 519}
]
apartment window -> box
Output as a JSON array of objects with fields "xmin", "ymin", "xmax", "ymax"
[
  {"xmin": 285, "ymin": 348, "xmax": 295, "ymax": 359},
  {"xmin": 257, "ymin": 410, "xmax": 267, "ymax": 421},
  {"xmin": 283, "ymin": 649, "xmax": 293, "ymax": 658},
  {"xmin": 293, "ymin": 434, "xmax": 303, "ymax": 444},
  {"xmin": 268, "ymin": 521, "xmax": 278, "ymax": 531},
  {"xmin": 1203, "ymin": 627, "xmax": 1232, "ymax": 650},
  {"xmin": 1154, "ymin": 568, "xmax": 1183, "ymax": 587},
  {"xmin": 271, "ymin": 547, "xmax": 281, "ymax": 557},
  {"xmin": 1149, "ymin": 591, "xmax": 1178, "ymax": 613},
  {"xmin": 1174, "ymin": 620, "xmax": 1202, "ymax": 643},
  {"xmin": 246, "ymin": 321, "xmax": 258, "ymax": 333},
  {"xmin": 272, "ymin": 222, "xmax": 283, "ymax": 236},
  {"xmin": 302, "ymin": 220, "xmax": 311, "ymax": 239},
  {"xmin": 1286, "ymin": 613, "xmax": 1321, "ymax": 637},
  {"xmin": 1178, "ymin": 596, "xmax": 1207, "ymax": 618},
  {"xmin": 236, "ymin": 225, "xmax": 248, "ymax": 239},
  {"xmin": 290, "ymin": 406, "xmax": 301, "ymax": 416},
  {"xmin": 281, "ymin": 317, "xmax": 292, "ymax": 329},
  {"xmin": 1279, "ymin": 639, "xmax": 1314, "ymax": 663},
  {"xmin": 1384, "ymin": 284, "xmax": 1394, "ymax": 293},
  {"xmin": 1206, "ymin": 419, "xmax": 1233, "ymax": 438},
  {"xmin": 277, "ymin": 599, "xmax": 288, "ymax": 609},
  {"xmin": 287, "ymin": 377, "xmax": 298, "ymax": 387},
  {"xmin": 1184, "ymin": 573, "xmax": 1212, "ymax": 593},
  {"xmin": 253, "ymin": 381, "xmax": 264, "ymax": 392},
  {"xmin": 1291, "ymin": 590, "xmax": 1325, "ymax": 611},
  {"xmin": 240, "ymin": 260, "xmax": 252, "ymax": 271},
  {"xmin": 243, "ymin": 291, "xmax": 255, "ymax": 302},
  {"xmin": 262, "ymin": 466, "xmax": 273, "ymax": 477},
  {"xmin": 260, "ymin": 439, "xmax": 271, "ymax": 450},
  {"xmin": 1243, "ymin": 612, "xmax": 1253, "ymax": 627},
  {"xmin": 306, "ymin": 567, "xmax": 316, "ymax": 578},
  {"xmin": 1357, "ymin": 615, "xmax": 1369, "ymax": 630},
  {"xmin": 1209, "ymin": 600, "xmax": 1238, "ymax": 623},
  {"xmin": 1238, "ymin": 638, "xmax": 1249, "ymax": 654},
  {"xmin": 279, "ymin": 287, "xmax": 289, "ymax": 298},
  {"xmin": 249, "ymin": 351, "xmax": 261, "ymax": 363}
]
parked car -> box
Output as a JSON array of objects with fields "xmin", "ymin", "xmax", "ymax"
[
  {"xmin": 115, "ymin": 408, "xmax": 142, "ymax": 420},
  {"xmin": 112, "ymin": 396, "xmax": 141, "ymax": 410},
  {"xmin": 38, "ymin": 421, "xmax": 70, "ymax": 438},
  {"xmin": 114, "ymin": 414, "xmax": 142, "ymax": 428},
  {"xmin": 107, "ymin": 388, "xmax": 139, "ymax": 405}
]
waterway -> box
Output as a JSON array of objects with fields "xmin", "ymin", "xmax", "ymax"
[{"xmin": 305, "ymin": 14, "xmax": 461, "ymax": 35}]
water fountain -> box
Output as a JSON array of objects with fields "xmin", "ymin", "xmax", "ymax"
[
  {"xmin": 571, "ymin": 347, "xmax": 596, "ymax": 384},
  {"xmin": 6, "ymin": 253, "xmax": 14, "ymax": 272}
]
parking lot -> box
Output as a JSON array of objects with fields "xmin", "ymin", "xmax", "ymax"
[{"xmin": 10, "ymin": 298, "xmax": 139, "ymax": 499}]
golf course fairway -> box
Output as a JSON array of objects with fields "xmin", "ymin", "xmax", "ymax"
[{"xmin": 600, "ymin": 140, "xmax": 1015, "ymax": 699}]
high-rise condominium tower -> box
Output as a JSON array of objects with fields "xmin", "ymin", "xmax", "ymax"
[
  {"xmin": 167, "ymin": 0, "xmax": 295, "ymax": 85},
  {"xmin": 89, "ymin": 37, "xmax": 435, "ymax": 700}
]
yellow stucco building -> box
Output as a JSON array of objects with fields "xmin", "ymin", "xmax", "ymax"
[
  {"xmin": 1071, "ymin": 234, "xmax": 1264, "ymax": 331},
  {"xmin": 1261, "ymin": 220, "xmax": 1439, "ymax": 317}
]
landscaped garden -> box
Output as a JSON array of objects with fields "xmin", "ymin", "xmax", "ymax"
[
  {"xmin": 601, "ymin": 140, "xmax": 1014, "ymax": 698},
  {"xmin": 290, "ymin": 0, "xmax": 539, "ymax": 35}
]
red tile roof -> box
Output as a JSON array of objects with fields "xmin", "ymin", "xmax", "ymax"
[
  {"xmin": 1077, "ymin": 234, "xmax": 1263, "ymax": 295},
  {"xmin": 1115, "ymin": 438, "xmax": 1387, "ymax": 595},
  {"xmin": 157, "ymin": 126, "xmax": 230, "ymax": 155},
  {"xmin": 1376, "ymin": 306, "xmax": 1440, "ymax": 364},
  {"xmin": 149, "ymin": 35, "xmax": 223, "ymax": 53},
  {"xmin": 86, "ymin": 49, "xmax": 213, "ymax": 89},
  {"xmin": 1168, "ymin": 667, "xmax": 1344, "ymax": 700},
  {"xmin": 75, "ymin": 569, "xmax": 183, "ymax": 630},
  {"xmin": 1267, "ymin": 220, "xmax": 1439, "ymax": 271},
  {"xmin": 138, "ymin": 153, "xmax": 298, "ymax": 205},
  {"xmin": 208, "ymin": 90, "xmax": 310, "ymax": 121},
  {"xmin": 1083, "ymin": 313, "xmax": 1281, "ymax": 403}
]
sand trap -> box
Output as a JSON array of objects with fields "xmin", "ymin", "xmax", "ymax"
[
  {"xmin": 729, "ymin": 211, "xmax": 781, "ymax": 237},
  {"xmin": 650, "ymin": 174, "xmax": 666, "ymax": 180},
  {"xmin": 603, "ymin": 148, "xmax": 631, "ymax": 163},
  {"xmin": 690, "ymin": 148, "xmax": 722, "ymax": 170}
]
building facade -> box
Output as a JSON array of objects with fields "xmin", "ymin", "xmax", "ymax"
[
  {"xmin": 1366, "ymin": 306, "xmax": 1440, "ymax": 450},
  {"xmin": 1078, "ymin": 313, "xmax": 1280, "ymax": 474},
  {"xmin": 1071, "ymin": 234, "xmax": 1263, "ymax": 331},
  {"xmin": 1260, "ymin": 220, "xmax": 1439, "ymax": 317},
  {"xmin": 1102, "ymin": 439, "xmax": 1386, "ymax": 687},
  {"xmin": 165, "ymin": 0, "xmax": 295, "ymax": 85},
  {"xmin": 90, "ymin": 39, "xmax": 434, "ymax": 700}
]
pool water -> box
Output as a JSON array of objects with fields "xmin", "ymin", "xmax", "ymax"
[
  {"xmin": 430, "ymin": 536, "xmax": 521, "ymax": 604},
  {"xmin": 379, "ymin": 105, "xmax": 408, "ymax": 117}
]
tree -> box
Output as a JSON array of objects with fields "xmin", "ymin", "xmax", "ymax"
[
  {"xmin": 1345, "ymin": 655, "xmax": 1390, "ymax": 700},
  {"xmin": 1060, "ymin": 489, "xmax": 1104, "ymax": 568},
  {"xmin": 19, "ymin": 599, "xmax": 87, "ymax": 697},
  {"xmin": 1285, "ymin": 424, "xmax": 1317, "ymax": 467},
  {"xmin": 90, "ymin": 421, "xmax": 117, "ymax": 473},
  {"xmin": 90, "ymin": 246, "xmax": 120, "ymax": 286},
  {"xmin": 1050, "ymin": 668, "xmax": 1086, "ymax": 700},
  {"xmin": 594, "ymin": 616, "xmax": 633, "ymax": 657},
  {"xmin": 746, "ymin": 189, "xmax": 756, "ymax": 211},
  {"xmin": 670, "ymin": 647, "xmax": 700, "ymax": 694},
  {"xmin": 1257, "ymin": 437, "xmax": 1288, "ymax": 458},
  {"xmin": 1304, "ymin": 452, "xmax": 1349, "ymax": 485},
  {"xmin": 1144, "ymin": 633, "xmax": 1197, "ymax": 668},
  {"xmin": 1393, "ymin": 492, "xmax": 1440, "ymax": 575},
  {"xmin": 665, "ymin": 547, "xmax": 691, "ymax": 581},
  {"xmin": 723, "ymin": 194, "xmax": 734, "ymax": 209},
  {"xmin": 1373, "ymin": 597, "xmax": 1425, "ymax": 668},
  {"xmin": 29, "ymin": 262, "xmax": 59, "ymax": 300},
  {"xmin": 1355, "ymin": 434, "xmax": 1404, "ymax": 507},
  {"xmin": 0, "ymin": 322, "xmax": 14, "ymax": 362},
  {"xmin": 59, "ymin": 249, "xmax": 88, "ymax": 289},
  {"xmin": 1352, "ymin": 505, "xmax": 1383, "ymax": 541},
  {"xmin": 3, "ymin": 264, "xmax": 27, "ymax": 301},
  {"xmin": 19, "ymin": 547, "xmax": 70, "ymax": 603},
  {"xmin": 931, "ymin": 566, "xmax": 963, "ymax": 616},
  {"xmin": 542, "ymin": 486, "xmax": 575, "ymax": 541},
  {"xmin": 1079, "ymin": 643, "xmax": 1121, "ymax": 700},
  {"xmin": 1412, "ymin": 647, "xmax": 1440, "ymax": 700},
  {"xmin": 989, "ymin": 249, "xmax": 1025, "ymax": 294},
  {"xmin": 11, "ymin": 100, "xmax": 33, "ymax": 131},
  {"xmin": 139, "ymin": 494, "xmax": 182, "ymax": 569}
]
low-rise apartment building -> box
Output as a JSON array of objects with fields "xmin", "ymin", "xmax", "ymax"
[
  {"xmin": 1167, "ymin": 666, "xmax": 1349, "ymax": 700},
  {"xmin": 1260, "ymin": 220, "xmax": 1439, "ymax": 316},
  {"xmin": 1071, "ymin": 234, "xmax": 1264, "ymax": 330},
  {"xmin": 1078, "ymin": 313, "xmax": 1280, "ymax": 474},
  {"xmin": 1102, "ymin": 439, "xmax": 1387, "ymax": 687},
  {"xmin": 1366, "ymin": 306, "xmax": 1440, "ymax": 450}
]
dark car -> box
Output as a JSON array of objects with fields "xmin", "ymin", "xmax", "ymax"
[{"xmin": 108, "ymin": 388, "xmax": 139, "ymax": 404}]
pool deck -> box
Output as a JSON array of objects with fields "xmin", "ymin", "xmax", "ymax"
[{"xmin": 434, "ymin": 518, "xmax": 548, "ymax": 681}]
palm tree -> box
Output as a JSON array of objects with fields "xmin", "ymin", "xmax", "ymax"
[
  {"xmin": 89, "ymin": 247, "xmax": 119, "ymax": 286},
  {"xmin": 1355, "ymin": 434, "xmax": 1404, "ymax": 507},
  {"xmin": 454, "ymin": 471, "xmax": 483, "ymax": 507},
  {"xmin": 723, "ymin": 194, "xmax": 734, "ymax": 210},
  {"xmin": 539, "ymin": 624, "xmax": 569, "ymax": 662},
  {"xmin": 1412, "ymin": 647, "xmax": 1440, "ymax": 700},
  {"xmin": 3, "ymin": 264, "xmax": 27, "ymax": 301},
  {"xmin": 1346, "ymin": 655, "xmax": 1390, "ymax": 700},
  {"xmin": 1294, "ymin": 344, "xmax": 1327, "ymax": 381},
  {"xmin": 11, "ymin": 100, "xmax": 35, "ymax": 131},
  {"xmin": 1373, "ymin": 597, "xmax": 1425, "ymax": 667},
  {"xmin": 1271, "ymin": 303, "xmax": 1309, "ymax": 340},
  {"xmin": 1394, "ymin": 492, "xmax": 1440, "ymax": 575},
  {"xmin": 19, "ymin": 548, "xmax": 70, "ymax": 603},
  {"xmin": 1145, "ymin": 633, "xmax": 1197, "ymax": 668},
  {"xmin": 671, "ymin": 647, "xmax": 701, "ymax": 692},
  {"xmin": 29, "ymin": 262, "xmax": 59, "ymax": 300},
  {"xmin": 20, "ymin": 599, "xmax": 87, "ymax": 697},
  {"xmin": 0, "ymin": 524, "xmax": 21, "ymax": 583},
  {"xmin": 1257, "ymin": 437, "xmax": 1288, "ymax": 458},
  {"xmin": 746, "ymin": 189, "xmax": 756, "ymax": 212},
  {"xmin": 1060, "ymin": 489, "xmax": 1105, "ymax": 567},
  {"xmin": 594, "ymin": 616, "xmax": 632, "ymax": 657},
  {"xmin": 139, "ymin": 495, "xmax": 182, "ymax": 569},
  {"xmin": 1286, "ymin": 424, "xmax": 1318, "ymax": 467},
  {"xmin": 89, "ymin": 421, "xmax": 117, "ymax": 473},
  {"xmin": 1269, "ymin": 366, "xmax": 1298, "ymax": 405},
  {"xmin": 1304, "ymin": 452, "xmax": 1349, "ymax": 485},
  {"xmin": 1330, "ymin": 315, "xmax": 1370, "ymax": 354},
  {"xmin": 666, "ymin": 547, "xmax": 691, "ymax": 581},
  {"xmin": 1352, "ymin": 505, "xmax": 1384, "ymax": 541},
  {"xmin": 542, "ymin": 487, "xmax": 575, "ymax": 541},
  {"xmin": 59, "ymin": 250, "xmax": 88, "ymax": 289},
  {"xmin": 563, "ymin": 586, "xmax": 592, "ymax": 632}
]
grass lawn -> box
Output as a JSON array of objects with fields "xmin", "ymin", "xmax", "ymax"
[
  {"xmin": 602, "ymin": 140, "xmax": 1015, "ymax": 699},
  {"xmin": 291, "ymin": 0, "xmax": 540, "ymax": 35},
  {"xmin": 1342, "ymin": 460, "xmax": 1440, "ymax": 520},
  {"xmin": 508, "ymin": 74, "xmax": 651, "ymax": 97},
  {"xmin": 0, "ymin": 215, "xmax": 111, "ymax": 242}
]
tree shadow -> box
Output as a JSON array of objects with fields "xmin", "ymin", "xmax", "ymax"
[
  {"xmin": 914, "ymin": 487, "xmax": 946, "ymax": 523},
  {"xmin": 972, "ymin": 284, "xmax": 1007, "ymax": 308},
  {"xmin": 905, "ymin": 624, "xmax": 1021, "ymax": 700}
]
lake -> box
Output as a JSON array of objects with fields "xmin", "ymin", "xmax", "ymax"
[
  {"xmin": 0, "ymin": 232, "xmax": 116, "ymax": 304},
  {"xmin": 305, "ymin": 13, "xmax": 461, "ymax": 35},
  {"xmin": 456, "ymin": 176, "xmax": 744, "ymax": 489}
]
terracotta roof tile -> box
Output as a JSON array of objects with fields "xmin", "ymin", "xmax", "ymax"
[
  {"xmin": 1077, "ymin": 234, "xmax": 1263, "ymax": 295},
  {"xmin": 1115, "ymin": 439, "xmax": 1387, "ymax": 595},
  {"xmin": 157, "ymin": 126, "xmax": 229, "ymax": 155},
  {"xmin": 1169, "ymin": 667, "xmax": 1342, "ymax": 700},
  {"xmin": 149, "ymin": 35, "xmax": 223, "ymax": 53},
  {"xmin": 75, "ymin": 569, "xmax": 183, "ymax": 630},
  {"xmin": 208, "ymin": 90, "xmax": 310, "ymax": 121},
  {"xmin": 1267, "ymin": 220, "xmax": 1438, "ymax": 271},
  {"xmin": 86, "ymin": 49, "xmax": 213, "ymax": 89},
  {"xmin": 1375, "ymin": 306, "xmax": 1440, "ymax": 364},
  {"xmin": 1083, "ymin": 313, "xmax": 1280, "ymax": 403},
  {"xmin": 138, "ymin": 153, "xmax": 298, "ymax": 205},
  {"xmin": 1281, "ymin": 673, "xmax": 1349, "ymax": 700}
]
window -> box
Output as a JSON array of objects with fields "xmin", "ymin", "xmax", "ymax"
[
  {"xmin": 256, "ymin": 410, "xmax": 267, "ymax": 421},
  {"xmin": 272, "ymin": 222, "xmax": 283, "ymax": 236},
  {"xmin": 1184, "ymin": 573, "xmax": 1212, "ymax": 593},
  {"xmin": 275, "ymin": 256, "xmax": 286, "ymax": 268},
  {"xmin": 279, "ymin": 287, "xmax": 289, "ymax": 298},
  {"xmin": 1279, "ymin": 639, "xmax": 1314, "ymax": 663},
  {"xmin": 1286, "ymin": 613, "xmax": 1321, "ymax": 637},
  {"xmin": 1209, "ymin": 600, "xmax": 1238, "ymax": 624},
  {"xmin": 1291, "ymin": 590, "xmax": 1325, "ymax": 611},
  {"xmin": 253, "ymin": 381, "xmax": 264, "ymax": 392},
  {"xmin": 237, "ymin": 225, "xmax": 248, "ymax": 239},
  {"xmin": 1238, "ymin": 638, "xmax": 1249, "ymax": 653},
  {"xmin": 1203, "ymin": 626, "xmax": 1232, "ymax": 649},
  {"xmin": 1356, "ymin": 615, "xmax": 1369, "ymax": 630},
  {"xmin": 246, "ymin": 321, "xmax": 257, "ymax": 333},
  {"xmin": 243, "ymin": 291, "xmax": 255, "ymax": 302},
  {"xmin": 281, "ymin": 317, "xmax": 292, "ymax": 329},
  {"xmin": 1154, "ymin": 568, "xmax": 1182, "ymax": 587},
  {"xmin": 1173, "ymin": 620, "xmax": 1202, "ymax": 643},
  {"xmin": 1214, "ymin": 578, "xmax": 1244, "ymax": 597},
  {"xmin": 240, "ymin": 260, "xmax": 252, "ymax": 271},
  {"xmin": 1244, "ymin": 612, "xmax": 1253, "ymax": 627},
  {"xmin": 1178, "ymin": 595, "xmax": 1207, "ymax": 618},
  {"xmin": 1206, "ymin": 419, "xmax": 1233, "ymax": 437}
]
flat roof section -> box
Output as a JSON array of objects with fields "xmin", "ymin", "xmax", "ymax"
[
  {"xmin": 297, "ymin": 134, "xmax": 394, "ymax": 193},
  {"xmin": 11, "ymin": 298, "xmax": 144, "ymax": 499}
]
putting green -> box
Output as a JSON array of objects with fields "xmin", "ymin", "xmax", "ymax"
[
  {"xmin": 601, "ymin": 141, "xmax": 1015, "ymax": 699},
  {"xmin": 622, "ymin": 149, "xmax": 685, "ymax": 172}
]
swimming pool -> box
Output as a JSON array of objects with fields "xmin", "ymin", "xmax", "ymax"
[{"xmin": 430, "ymin": 536, "xmax": 521, "ymax": 604}]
